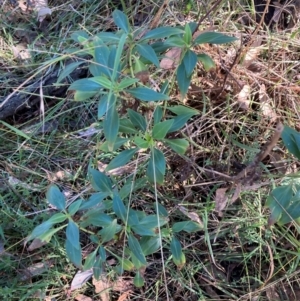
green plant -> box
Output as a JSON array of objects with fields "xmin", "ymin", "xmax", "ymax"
[
  {"xmin": 26, "ymin": 180, "xmax": 203, "ymax": 285},
  {"xmin": 27, "ymin": 9, "xmax": 237, "ymax": 286},
  {"xmin": 58, "ymin": 9, "xmax": 236, "ymax": 156},
  {"xmin": 267, "ymin": 125, "xmax": 300, "ymax": 227}
]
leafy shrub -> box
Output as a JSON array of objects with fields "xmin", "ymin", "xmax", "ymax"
[
  {"xmin": 267, "ymin": 126, "xmax": 300, "ymax": 227},
  {"xmin": 28, "ymin": 9, "xmax": 237, "ymax": 285}
]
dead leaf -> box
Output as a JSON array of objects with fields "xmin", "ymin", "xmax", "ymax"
[
  {"xmin": 33, "ymin": 0, "xmax": 52, "ymax": 22},
  {"xmin": 243, "ymin": 38, "xmax": 262, "ymax": 69},
  {"xmin": 237, "ymin": 84, "xmax": 251, "ymax": 110},
  {"xmin": 19, "ymin": 260, "xmax": 53, "ymax": 281},
  {"xmin": 70, "ymin": 269, "xmax": 93, "ymax": 292},
  {"xmin": 28, "ymin": 238, "xmax": 48, "ymax": 251},
  {"xmin": 93, "ymin": 276, "xmax": 110, "ymax": 301},
  {"xmin": 75, "ymin": 294, "xmax": 93, "ymax": 301},
  {"xmin": 230, "ymin": 183, "xmax": 242, "ymax": 204},
  {"xmin": 135, "ymin": 71, "xmax": 149, "ymax": 84},
  {"xmin": 117, "ymin": 290, "xmax": 133, "ymax": 301},
  {"xmin": 259, "ymin": 84, "xmax": 277, "ymax": 122},
  {"xmin": 215, "ymin": 188, "xmax": 228, "ymax": 217},
  {"xmin": 178, "ymin": 205, "xmax": 204, "ymax": 227},
  {"xmin": 160, "ymin": 47, "xmax": 181, "ymax": 69}
]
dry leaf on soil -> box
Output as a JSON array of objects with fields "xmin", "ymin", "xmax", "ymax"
[
  {"xmin": 70, "ymin": 269, "xmax": 93, "ymax": 292},
  {"xmin": 259, "ymin": 84, "xmax": 277, "ymax": 122},
  {"xmin": 93, "ymin": 276, "xmax": 110, "ymax": 301},
  {"xmin": 19, "ymin": 260, "xmax": 54, "ymax": 281},
  {"xmin": 178, "ymin": 205, "xmax": 204, "ymax": 227},
  {"xmin": 75, "ymin": 294, "xmax": 93, "ymax": 301},
  {"xmin": 117, "ymin": 290, "xmax": 133, "ymax": 301},
  {"xmin": 160, "ymin": 47, "xmax": 181, "ymax": 69},
  {"xmin": 215, "ymin": 188, "xmax": 228, "ymax": 217},
  {"xmin": 243, "ymin": 38, "xmax": 262, "ymax": 69},
  {"xmin": 27, "ymin": 238, "xmax": 48, "ymax": 251},
  {"xmin": 237, "ymin": 84, "xmax": 251, "ymax": 110}
]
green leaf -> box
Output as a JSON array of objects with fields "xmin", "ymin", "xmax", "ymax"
[
  {"xmin": 93, "ymin": 256, "xmax": 104, "ymax": 280},
  {"xmin": 176, "ymin": 61, "xmax": 191, "ymax": 97},
  {"xmin": 134, "ymin": 136, "xmax": 149, "ymax": 149},
  {"xmin": 153, "ymin": 106, "xmax": 163, "ymax": 125},
  {"xmin": 135, "ymin": 44, "xmax": 159, "ymax": 67},
  {"xmin": 69, "ymin": 78, "xmax": 103, "ymax": 92},
  {"xmin": 281, "ymin": 126, "xmax": 300, "ymax": 160},
  {"xmin": 164, "ymin": 138, "xmax": 189, "ymax": 154},
  {"xmin": 193, "ymin": 32, "xmax": 237, "ymax": 45},
  {"xmin": 133, "ymin": 271, "xmax": 145, "ymax": 287},
  {"xmin": 112, "ymin": 33, "xmax": 127, "ymax": 81},
  {"xmin": 103, "ymin": 97, "xmax": 119, "ymax": 151},
  {"xmin": 197, "ymin": 53, "xmax": 216, "ymax": 72},
  {"xmin": 74, "ymin": 90, "xmax": 98, "ymax": 101},
  {"xmin": 38, "ymin": 225, "xmax": 66, "ymax": 243},
  {"xmin": 183, "ymin": 49, "xmax": 197, "ymax": 77},
  {"xmin": 279, "ymin": 197, "xmax": 300, "ymax": 225},
  {"xmin": 90, "ymin": 76, "xmax": 113, "ymax": 89},
  {"xmin": 117, "ymin": 78, "xmax": 139, "ymax": 90},
  {"xmin": 120, "ymin": 258, "xmax": 135, "ymax": 271},
  {"xmin": 160, "ymin": 80, "xmax": 169, "ymax": 94},
  {"xmin": 170, "ymin": 236, "xmax": 186, "ymax": 269},
  {"xmin": 155, "ymin": 202, "xmax": 168, "ymax": 217},
  {"xmin": 106, "ymin": 148, "xmax": 138, "ymax": 171},
  {"xmin": 139, "ymin": 214, "xmax": 169, "ymax": 228},
  {"xmin": 79, "ymin": 192, "xmax": 110, "ymax": 210},
  {"xmin": 119, "ymin": 119, "xmax": 139, "ymax": 134},
  {"xmin": 127, "ymin": 209, "xmax": 140, "ymax": 226},
  {"xmin": 119, "ymin": 177, "xmax": 147, "ymax": 199},
  {"xmin": 167, "ymin": 105, "xmax": 199, "ymax": 116},
  {"xmin": 164, "ymin": 36, "xmax": 187, "ymax": 47},
  {"xmin": 99, "ymin": 219, "xmax": 117, "ymax": 243},
  {"xmin": 99, "ymin": 246, "xmax": 106, "ymax": 261},
  {"xmin": 48, "ymin": 212, "xmax": 68, "ymax": 224},
  {"xmin": 98, "ymin": 94, "xmax": 109, "ymax": 119},
  {"xmin": 94, "ymin": 44, "xmax": 111, "ymax": 77},
  {"xmin": 167, "ymin": 113, "xmax": 194, "ymax": 133},
  {"xmin": 80, "ymin": 212, "xmax": 113, "ymax": 228},
  {"xmin": 83, "ymin": 248, "xmax": 98, "ymax": 270},
  {"xmin": 140, "ymin": 236, "xmax": 161, "ymax": 256},
  {"xmin": 113, "ymin": 192, "xmax": 127, "ymax": 223},
  {"xmin": 68, "ymin": 200, "xmax": 83, "ymax": 216},
  {"xmin": 46, "ymin": 185, "xmax": 66, "ymax": 211},
  {"xmin": 183, "ymin": 23, "xmax": 192, "ymax": 45},
  {"xmin": 133, "ymin": 57, "xmax": 147, "ymax": 74},
  {"xmin": 126, "ymin": 87, "xmax": 169, "ymax": 101},
  {"xmin": 27, "ymin": 221, "xmax": 54, "ymax": 241},
  {"xmin": 172, "ymin": 221, "xmax": 203, "ymax": 233},
  {"xmin": 266, "ymin": 185, "xmax": 294, "ymax": 226},
  {"xmin": 57, "ymin": 61, "xmax": 85, "ymax": 83},
  {"xmin": 127, "ymin": 109, "xmax": 147, "ymax": 132},
  {"xmin": 71, "ymin": 31, "xmax": 89, "ymax": 43},
  {"xmin": 128, "ymin": 233, "xmax": 147, "ymax": 265},
  {"xmin": 112, "ymin": 9, "xmax": 130, "ymax": 33},
  {"xmin": 150, "ymin": 41, "xmax": 171, "ymax": 53},
  {"xmin": 142, "ymin": 27, "xmax": 185, "ymax": 40},
  {"xmin": 88, "ymin": 168, "xmax": 112, "ymax": 194},
  {"xmin": 96, "ymin": 32, "xmax": 120, "ymax": 42},
  {"xmin": 108, "ymin": 45, "xmax": 118, "ymax": 75},
  {"xmin": 146, "ymin": 148, "xmax": 166, "ymax": 184},
  {"xmin": 100, "ymin": 137, "xmax": 129, "ymax": 152},
  {"xmin": 152, "ymin": 119, "xmax": 174, "ymax": 140},
  {"xmin": 66, "ymin": 220, "xmax": 80, "ymax": 249},
  {"xmin": 132, "ymin": 225, "xmax": 155, "ymax": 236},
  {"xmin": 66, "ymin": 238, "xmax": 82, "ymax": 268}
]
